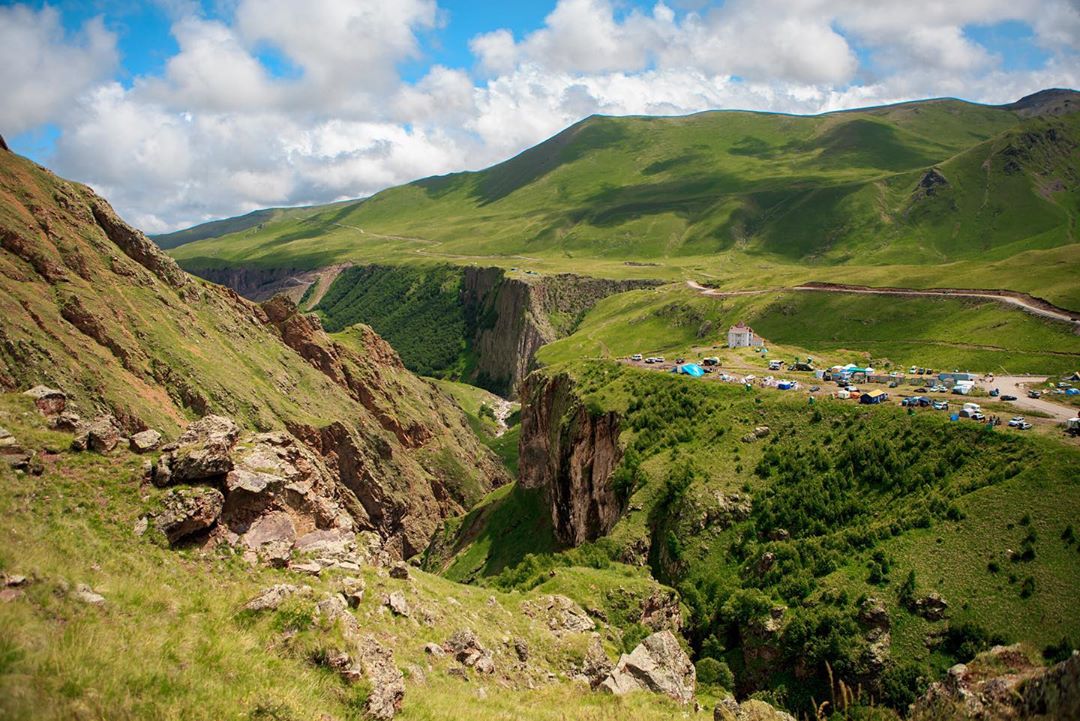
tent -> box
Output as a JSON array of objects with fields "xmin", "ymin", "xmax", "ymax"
[
  {"xmin": 777, "ymin": 380, "xmax": 798, "ymax": 390},
  {"xmin": 675, "ymin": 364, "xmax": 705, "ymax": 377},
  {"xmin": 860, "ymin": 390, "xmax": 888, "ymax": 404}
]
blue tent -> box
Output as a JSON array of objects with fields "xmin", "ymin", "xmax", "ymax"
[{"xmin": 675, "ymin": 363, "xmax": 705, "ymax": 377}]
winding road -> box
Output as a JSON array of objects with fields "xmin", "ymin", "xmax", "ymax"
[{"xmin": 685, "ymin": 280, "xmax": 1080, "ymax": 327}]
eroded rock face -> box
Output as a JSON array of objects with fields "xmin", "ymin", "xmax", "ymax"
[
  {"xmin": 599, "ymin": 630, "xmax": 696, "ymax": 704},
  {"xmin": 519, "ymin": 372, "xmax": 624, "ymax": 546},
  {"xmin": 156, "ymin": 415, "xmax": 240, "ymax": 484},
  {"xmin": 155, "ymin": 487, "xmax": 224, "ymax": 543},
  {"xmin": 911, "ymin": 644, "xmax": 1080, "ymax": 721}
]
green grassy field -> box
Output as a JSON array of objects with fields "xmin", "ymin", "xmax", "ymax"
[
  {"xmin": 536, "ymin": 283, "xmax": 1080, "ymax": 377},
  {"xmin": 171, "ymin": 96, "xmax": 1080, "ymax": 308}
]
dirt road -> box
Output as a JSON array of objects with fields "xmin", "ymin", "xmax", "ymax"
[
  {"xmin": 685, "ymin": 281, "xmax": 1080, "ymax": 327},
  {"xmin": 979, "ymin": 376, "xmax": 1077, "ymax": 422}
]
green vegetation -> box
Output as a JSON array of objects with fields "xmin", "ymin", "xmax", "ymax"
[
  {"xmin": 172, "ymin": 96, "xmax": 1080, "ymax": 308},
  {"xmin": 537, "ymin": 283, "xmax": 1080, "ymax": 376},
  {"xmin": 0, "ymin": 393, "xmax": 692, "ymax": 721},
  {"xmin": 447, "ymin": 361, "xmax": 1080, "ymax": 716},
  {"xmin": 317, "ymin": 265, "xmax": 470, "ymax": 377}
]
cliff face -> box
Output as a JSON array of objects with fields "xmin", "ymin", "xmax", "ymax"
[
  {"xmin": 190, "ymin": 265, "xmax": 328, "ymax": 302},
  {"xmin": 0, "ymin": 148, "xmax": 507, "ymax": 560},
  {"xmin": 518, "ymin": 371, "xmax": 623, "ymax": 546},
  {"xmin": 463, "ymin": 267, "xmax": 660, "ymax": 398}
]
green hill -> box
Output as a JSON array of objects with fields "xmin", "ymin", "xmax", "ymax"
[{"xmin": 170, "ymin": 90, "xmax": 1080, "ymax": 308}]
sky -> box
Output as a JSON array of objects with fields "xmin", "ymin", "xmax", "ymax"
[{"xmin": 2, "ymin": 0, "xmax": 1079, "ymax": 233}]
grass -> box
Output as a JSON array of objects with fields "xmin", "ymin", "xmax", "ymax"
[
  {"xmin": 0, "ymin": 393, "xmax": 709, "ymax": 721},
  {"xmin": 440, "ymin": 361, "xmax": 1080, "ymax": 715},
  {"xmin": 536, "ymin": 283, "xmax": 1080, "ymax": 377},
  {"xmin": 170, "ymin": 99, "xmax": 1080, "ymax": 308}
]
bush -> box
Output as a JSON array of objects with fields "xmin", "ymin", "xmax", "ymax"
[
  {"xmin": 1020, "ymin": 576, "xmax": 1036, "ymax": 599},
  {"xmin": 621, "ymin": 623, "xmax": 650, "ymax": 654},
  {"xmin": 695, "ymin": 657, "xmax": 734, "ymax": 690}
]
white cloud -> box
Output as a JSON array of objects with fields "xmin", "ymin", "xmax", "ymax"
[
  {"xmin": 0, "ymin": 5, "xmax": 118, "ymax": 135},
  {"xmin": 5, "ymin": 0, "xmax": 1079, "ymax": 233}
]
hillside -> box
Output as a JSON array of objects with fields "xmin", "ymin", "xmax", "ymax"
[
  {"xmin": 170, "ymin": 90, "xmax": 1080, "ymax": 308},
  {"xmin": 430, "ymin": 362, "xmax": 1080, "ymax": 716}
]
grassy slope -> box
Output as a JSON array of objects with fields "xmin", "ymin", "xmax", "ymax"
[
  {"xmin": 0, "ymin": 393, "xmax": 699, "ymax": 721},
  {"xmin": 171, "ymin": 97, "xmax": 1080, "ymax": 307},
  {"xmin": 536, "ymin": 284, "xmax": 1080, "ymax": 377},
  {"xmin": 463, "ymin": 362, "xmax": 1080, "ymax": 713}
]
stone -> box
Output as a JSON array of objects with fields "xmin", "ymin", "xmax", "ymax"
[
  {"xmin": 714, "ymin": 697, "xmax": 797, "ymax": 721},
  {"xmin": 73, "ymin": 583, "xmax": 105, "ymax": 605},
  {"xmin": 599, "ymin": 630, "xmax": 696, "ymax": 705},
  {"xmin": 389, "ymin": 561, "xmax": 411, "ymax": 580},
  {"xmin": 424, "ymin": 642, "xmax": 445, "ymax": 658},
  {"xmin": 225, "ymin": 467, "xmax": 286, "ymax": 496},
  {"xmin": 23, "ymin": 385, "xmax": 66, "ymax": 415},
  {"xmin": 447, "ymin": 629, "xmax": 493, "ymax": 671},
  {"xmin": 386, "ymin": 591, "xmax": 410, "ymax": 617},
  {"xmin": 242, "ymin": 583, "xmax": 308, "ymax": 613},
  {"xmin": 0, "ymin": 427, "xmax": 14, "ymax": 447},
  {"xmin": 523, "ymin": 594, "xmax": 595, "ymax": 633},
  {"xmin": 341, "ymin": 577, "xmax": 365, "ymax": 608},
  {"xmin": 154, "ymin": 487, "xmax": 224, "ymax": 544},
  {"xmin": 129, "ymin": 429, "xmax": 162, "ymax": 453},
  {"xmin": 72, "ymin": 415, "xmax": 121, "ymax": 453},
  {"xmin": 582, "ymin": 635, "xmax": 613, "ymax": 688},
  {"xmin": 354, "ymin": 635, "xmax": 406, "ymax": 720},
  {"xmin": 133, "ymin": 517, "xmax": 148, "ymax": 536},
  {"xmin": 914, "ymin": 592, "xmax": 949, "ymax": 621},
  {"xmin": 0, "ymin": 589, "xmax": 21, "ymax": 603},
  {"xmin": 47, "ymin": 411, "xmax": 82, "ymax": 432},
  {"xmin": 289, "ymin": 561, "xmax": 323, "ymax": 576},
  {"xmin": 240, "ymin": 511, "xmax": 296, "ymax": 567},
  {"xmin": 164, "ymin": 415, "xmax": 240, "ymax": 483},
  {"xmin": 4, "ymin": 574, "xmax": 28, "ymax": 587},
  {"xmin": 513, "ymin": 637, "xmax": 530, "ymax": 663}
]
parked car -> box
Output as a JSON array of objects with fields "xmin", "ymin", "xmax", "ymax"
[
  {"xmin": 1028, "ymin": 390, "xmax": 1042, "ymax": 398},
  {"xmin": 655, "ymin": 357, "xmax": 665, "ymax": 363},
  {"xmin": 675, "ymin": 357, "xmax": 685, "ymax": 364},
  {"xmin": 1001, "ymin": 394, "xmax": 1017, "ymax": 401},
  {"xmin": 989, "ymin": 388, "xmax": 1000, "ymax": 397},
  {"xmin": 1008, "ymin": 416, "xmax": 1024, "ymax": 427},
  {"xmin": 970, "ymin": 412, "xmax": 986, "ymax": 421},
  {"xmin": 809, "ymin": 385, "xmax": 820, "ymax": 392},
  {"xmin": 630, "ymin": 353, "xmax": 643, "ymax": 361},
  {"xmin": 1019, "ymin": 422, "xmax": 1033, "ymax": 430},
  {"xmin": 933, "ymin": 401, "xmax": 948, "ymax": 410}
]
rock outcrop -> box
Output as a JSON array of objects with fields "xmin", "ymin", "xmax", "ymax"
[
  {"xmin": 714, "ymin": 697, "xmax": 797, "ymax": 721},
  {"xmin": 519, "ymin": 371, "xmax": 624, "ymax": 546},
  {"xmin": 462, "ymin": 267, "xmax": 661, "ymax": 397},
  {"xmin": 911, "ymin": 645, "xmax": 1080, "ymax": 721},
  {"xmin": 599, "ymin": 630, "xmax": 696, "ymax": 704}
]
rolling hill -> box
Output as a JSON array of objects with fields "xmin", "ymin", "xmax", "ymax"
[{"xmin": 170, "ymin": 89, "xmax": 1080, "ymax": 308}]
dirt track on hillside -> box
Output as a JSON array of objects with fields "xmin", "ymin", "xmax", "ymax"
[{"xmin": 685, "ymin": 281, "xmax": 1080, "ymax": 327}]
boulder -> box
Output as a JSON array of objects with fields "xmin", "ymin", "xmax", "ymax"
[
  {"xmin": 714, "ymin": 697, "xmax": 797, "ymax": 721},
  {"xmin": 72, "ymin": 583, "xmax": 105, "ymax": 605},
  {"xmin": 240, "ymin": 511, "xmax": 296, "ymax": 567},
  {"xmin": 914, "ymin": 592, "xmax": 949, "ymax": 621},
  {"xmin": 23, "ymin": 385, "xmax": 66, "ymax": 415},
  {"xmin": 0, "ymin": 427, "xmax": 14, "ymax": 448},
  {"xmin": 447, "ymin": 629, "xmax": 494, "ymax": 672},
  {"xmin": 242, "ymin": 583, "xmax": 308, "ymax": 613},
  {"xmin": 522, "ymin": 594, "xmax": 595, "ymax": 633},
  {"xmin": 129, "ymin": 429, "xmax": 162, "ymax": 453},
  {"xmin": 386, "ymin": 591, "xmax": 410, "ymax": 617},
  {"xmin": 47, "ymin": 411, "xmax": 82, "ymax": 432},
  {"xmin": 72, "ymin": 415, "xmax": 122, "ymax": 453},
  {"xmin": 154, "ymin": 487, "xmax": 224, "ymax": 544},
  {"xmin": 389, "ymin": 561, "xmax": 411, "ymax": 580},
  {"xmin": 582, "ymin": 635, "xmax": 613, "ymax": 688},
  {"xmin": 599, "ymin": 630, "xmax": 696, "ymax": 704},
  {"xmin": 159, "ymin": 415, "xmax": 239, "ymax": 483},
  {"xmin": 340, "ymin": 577, "xmax": 365, "ymax": 608},
  {"xmin": 355, "ymin": 635, "xmax": 406, "ymax": 720},
  {"xmin": 424, "ymin": 642, "xmax": 445, "ymax": 658}
]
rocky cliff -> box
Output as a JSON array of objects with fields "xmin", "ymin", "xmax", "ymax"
[
  {"xmin": 518, "ymin": 370, "xmax": 624, "ymax": 545},
  {"xmin": 0, "ymin": 148, "xmax": 507, "ymax": 559},
  {"xmin": 462, "ymin": 267, "xmax": 660, "ymax": 397}
]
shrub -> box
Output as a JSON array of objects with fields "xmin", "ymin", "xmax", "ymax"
[
  {"xmin": 621, "ymin": 623, "xmax": 650, "ymax": 653},
  {"xmin": 695, "ymin": 657, "xmax": 735, "ymax": 690},
  {"xmin": 1020, "ymin": 576, "xmax": 1036, "ymax": 599}
]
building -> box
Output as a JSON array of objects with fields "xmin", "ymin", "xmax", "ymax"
[
  {"xmin": 727, "ymin": 322, "xmax": 763, "ymax": 348},
  {"xmin": 860, "ymin": 390, "xmax": 888, "ymax": 404}
]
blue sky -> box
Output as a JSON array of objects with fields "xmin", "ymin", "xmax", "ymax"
[{"xmin": 2, "ymin": 0, "xmax": 1077, "ymax": 231}]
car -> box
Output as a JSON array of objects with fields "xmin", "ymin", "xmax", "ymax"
[
  {"xmin": 1008, "ymin": 416, "xmax": 1024, "ymax": 427},
  {"xmin": 655, "ymin": 357, "xmax": 665, "ymax": 363},
  {"xmin": 989, "ymin": 388, "xmax": 1000, "ymax": 397},
  {"xmin": 1028, "ymin": 390, "xmax": 1042, "ymax": 399},
  {"xmin": 1001, "ymin": 395, "xmax": 1017, "ymax": 401},
  {"xmin": 970, "ymin": 412, "xmax": 985, "ymax": 421},
  {"xmin": 888, "ymin": 380, "xmax": 898, "ymax": 388},
  {"xmin": 1019, "ymin": 422, "xmax": 1033, "ymax": 430},
  {"xmin": 846, "ymin": 386, "xmax": 859, "ymax": 394},
  {"xmin": 809, "ymin": 385, "xmax": 820, "ymax": 392},
  {"xmin": 630, "ymin": 353, "xmax": 643, "ymax": 361},
  {"xmin": 933, "ymin": 401, "xmax": 948, "ymax": 410},
  {"xmin": 675, "ymin": 357, "xmax": 685, "ymax": 364},
  {"xmin": 644, "ymin": 357, "xmax": 656, "ymax": 364}
]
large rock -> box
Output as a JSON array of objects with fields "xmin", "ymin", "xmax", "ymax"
[
  {"xmin": 447, "ymin": 629, "xmax": 494, "ymax": 672},
  {"xmin": 159, "ymin": 415, "xmax": 240, "ymax": 483},
  {"xmin": 715, "ymin": 697, "xmax": 797, "ymax": 721},
  {"xmin": 242, "ymin": 584, "xmax": 309, "ymax": 613},
  {"xmin": 154, "ymin": 487, "xmax": 224, "ymax": 544},
  {"xmin": 911, "ymin": 644, "xmax": 1080, "ymax": 721},
  {"xmin": 582, "ymin": 635, "xmax": 613, "ymax": 688},
  {"xmin": 23, "ymin": 385, "xmax": 66, "ymax": 415},
  {"xmin": 72, "ymin": 415, "xmax": 122, "ymax": 453},
  {"xmin": 914, "ymin": 592, "xmax": 949, "ymax": 621},
  {"xmin": 599, "ymin": 630, "xmax": 696, "ymax": 705},
  {"xmin": 129, "ymin": 429, "xmax": 162, "ymax": 453},
  {"xmin": 522, "ymin": 594, "xmax": 595, "ymax": 633}
]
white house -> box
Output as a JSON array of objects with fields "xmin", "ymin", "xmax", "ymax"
[{"xmin": 727, "ymin": 322, "xmax": 763, "ymax": 348}]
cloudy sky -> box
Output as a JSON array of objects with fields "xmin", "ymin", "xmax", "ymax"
[{"xmin": 3, "ymin": 0, "xmax": 1079, "ymax": 233}]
